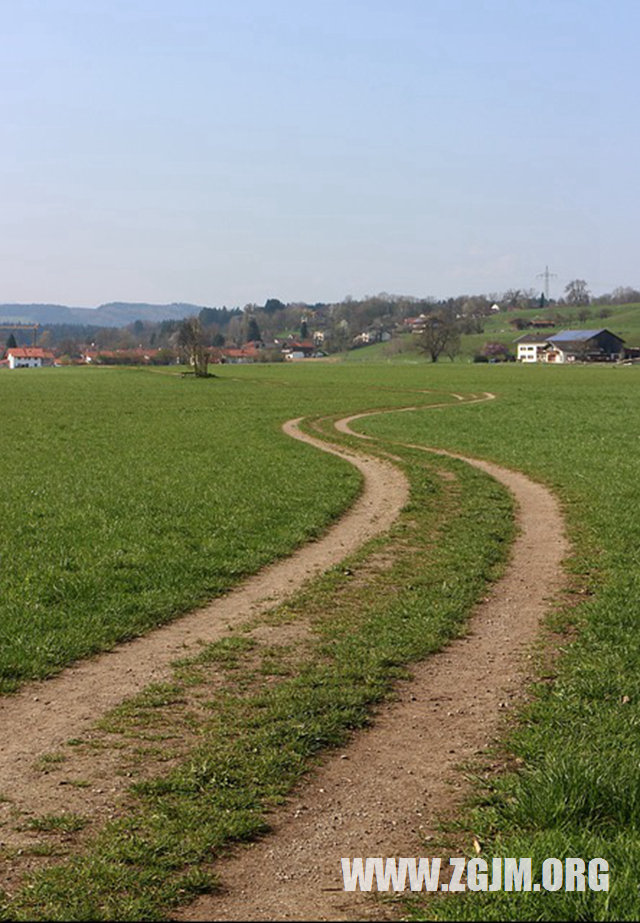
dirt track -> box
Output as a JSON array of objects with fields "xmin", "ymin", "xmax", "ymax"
[
  {"xmin": 178, "ymin": 401, "xmax": 569, "ymax": 921},
  {"xmin": 1, "ymin": 395, "xmax": 568, "ymax": 921},
  {"xmin": 0, "ymin": 419, "xmax": 408, "ymax": 843}
]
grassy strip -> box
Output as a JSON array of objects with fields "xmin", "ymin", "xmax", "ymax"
[{"xmin": 0, "ymin": 441, "xmax": 513, "ymax": 920}]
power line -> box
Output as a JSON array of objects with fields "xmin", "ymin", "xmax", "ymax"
[{"xmin": 536, "ymin": 266, "xmax": 557, "ymax": 301}]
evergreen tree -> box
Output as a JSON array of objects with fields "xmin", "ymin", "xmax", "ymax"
[
  {"xmin": 247, "ymin": 317, "xmax": 261, "ymax": 342},
  {"xmin": 264, "ymin": 298, "xmax": 286, "ymax": 314}
]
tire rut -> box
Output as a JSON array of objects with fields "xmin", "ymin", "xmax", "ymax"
[
  {"xmin": 0, "ymin": 420, "xmax": 408, "ymax": 844},
  {"xmin": 177, "ymin": 396, "xmax": 569, "ymax": 922},
  {"xmin": 1, "ymin": 393, "xmax": 568, "ymax": 923}
]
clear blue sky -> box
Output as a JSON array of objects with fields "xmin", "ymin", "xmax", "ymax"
[{"xmin": 1, "ymin": 0, "xmax": 637, "ymax": 307}]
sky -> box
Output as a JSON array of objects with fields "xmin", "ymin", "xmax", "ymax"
[{"xmin": 1, "ymin": 0, "xmax": 638, "ymax": 307}]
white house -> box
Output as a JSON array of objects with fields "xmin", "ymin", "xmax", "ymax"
[
  {"xmin": 514, "ymin": 334, "xmax": 550, "ymax": 363},
  {"xmin": 6, "ymin": 347, "xmax": 55, "ymax": 369}
]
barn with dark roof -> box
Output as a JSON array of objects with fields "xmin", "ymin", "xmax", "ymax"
[{"xmin": 545, "ymin": 329, "xmax": 625, "ymax": 363}]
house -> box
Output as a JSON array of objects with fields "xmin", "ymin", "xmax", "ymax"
[
  {"xmin": 352, "ymin": 331, "xmax": 374, "ymax": 346},
  {"xmin": 282, "ymin": 340, "xmax": 315, "ymax": 359},
  {"xmin": 515, "ymin": 334, "xmax": 550, "ymax": 363},
  {"xmin": 545, "ymin": 329, "xmax": 625, "ymax": 363},
  {"xmin": 217, "ymin": 346, "xmax": 260, "ymax": 364},
  {"xmin": 403, "ymin": 314, "xmax": 429, "ymax": 333},
  {"xmin": 6, "ymin": 347, "xmax": 55, "ymax": 369},
  {"xmin": 353, "ymin": 324, "xmax": 394, "ymax": 347}
]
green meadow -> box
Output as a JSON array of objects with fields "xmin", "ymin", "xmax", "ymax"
[
  {"xmin": 0, "ymin": 365, "xmax": 452, "ymax": 692},
  {"xmin": 2, "ymin": 360, "xmax": 640, "ymax": 920}
]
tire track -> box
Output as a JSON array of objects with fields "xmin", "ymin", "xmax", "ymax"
[
  {"xmin": 0, "ymin": 420, "xmax": 408, "ymax": 832},
  {"xmin": 2, "ymin": 391, "xmax": 568, "ymax": 923},
  {"xmin": 178, "ymin": 394, "xmax": 569, "ymax": 922}
]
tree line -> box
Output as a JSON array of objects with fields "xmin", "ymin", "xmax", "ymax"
[{"xmin": 6, "ymin": 280, "xmax": 639, "ymax": 363}]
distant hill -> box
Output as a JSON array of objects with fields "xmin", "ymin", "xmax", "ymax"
[
  {"xmin": 0, "ymin": 303, "xmax": 78, "ymax": 325},
  {"xmin": 0, "ymin": 302, "xmax": 209, "ymax": 328}
]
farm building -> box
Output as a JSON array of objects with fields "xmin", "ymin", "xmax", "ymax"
[
  {"xmin": 6, "ymin": 347, "xmax": 55, "ymax": 369},
  {"xmin": 515, "ymin": 329, "xmax": 625, "ymax": 364},
  {"xmin": 545, "ymin": 329, "xmax": 625, "ymax": 363},
  {"xmin": 282, "ymin": 340, "xmax": 317, "ymax": 359}
]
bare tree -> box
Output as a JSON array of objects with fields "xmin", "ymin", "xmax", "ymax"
[
  {"xmin": 502, "ymin": 288, "xmax": 537, "ymax": 310},
  {"xmin": 609, "ymin": 286, "xmax": 640, "ymax": 304},
  {"xmin": 565, "ymin": 279, "xmax": 591, "ymax": 306},
  {"xmin": 415, "ymin": 313, "xmax": 459, "ymax": 362},
  {"xmin": 177, "ymin": 316, "xmax": 209, "ymax": 377},
  {"xmin": 444, "ymin": 326, "xmax": 461, "ymax": 361}
]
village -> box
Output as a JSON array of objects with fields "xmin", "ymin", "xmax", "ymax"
[
  {"xmin": 3, "ymin": 285, "xmax": 640, "ymax": 371},
  {"xmin": 1, "ymin": 322, "xmax": 638, "ymax": 369},
  {"xmin": 0, "ymin": 336, "xmax": 328, "ymax": 369}
]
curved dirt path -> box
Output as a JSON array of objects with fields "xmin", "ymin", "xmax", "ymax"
[
  {"xmin": 178, "ymin": 399, "xmax": 569, "ymax": 922},
  {"xmin": 0, "ymin": 421, "xmax": 408, "ymax": 821},
  {"xmin": 0, "ymin": 393, "xmax": 569, "ymax": 923}
]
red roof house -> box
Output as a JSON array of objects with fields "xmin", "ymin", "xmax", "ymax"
[{"xmin": 6, "ymin": 347, "xmax": 55, "ymax": 369}]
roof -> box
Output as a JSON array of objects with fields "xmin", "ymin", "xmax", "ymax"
[
  {"xmin": 220, "ymin": 347, "xmax": 260, "ymax": 358},
  {"xmin": 547, "ymin": 328, "xmax": 613, "ymax": 343},
  {"xmin": 7, "ymin": 347, "xmax": 52, "ymax": 358},
  {"xmin": 286, "ymin": 340, "xmax": 315, "ymax": 349},
  {"xmin": 514, "ymin": 334, "xmax": 551, "ymax": 344}
]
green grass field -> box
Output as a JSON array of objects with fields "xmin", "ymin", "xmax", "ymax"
[
  {"xmin": 2, "ymin": 360, "xmax": 640, "ymax": 919},
  {"xmin": 0, "ymin": 365, "xmax": 454, "ymax": 692},
  {"xmin": 0, "ymin": 368, "xmax": 354, "ymax": 692}
]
